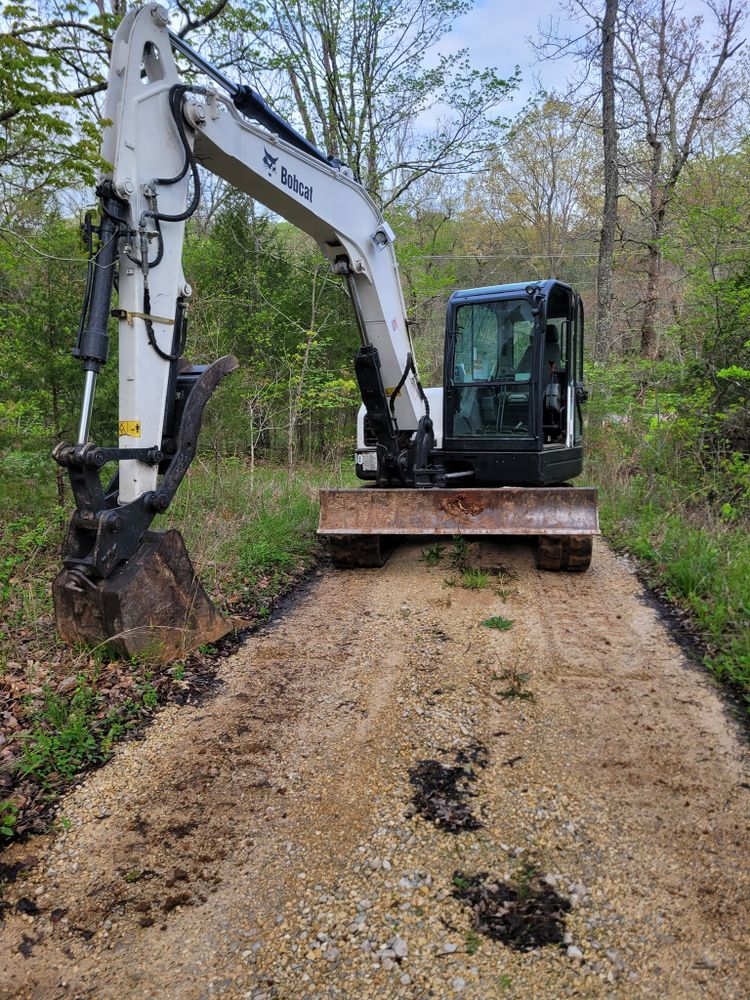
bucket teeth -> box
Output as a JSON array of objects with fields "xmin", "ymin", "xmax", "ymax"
[{"xmin": 53, "ymin": 529, "xmax": 231, "ymax": 661}]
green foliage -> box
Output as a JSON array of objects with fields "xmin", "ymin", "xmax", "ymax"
[
  {"xmin": 449, "ymin": 536, "xmax": 471, "ymax": 572},
  {"xmin": 586, "ymin": 360, "xmax": 750, "ymax": 710},
  {"xmin": 465, "ymin": 929, "xmax": 482, "ymax": 955},
  {"xmin": 482, "ymin": 615, "xmax": 514, "ymax": 631},
  {"xmin": 0, "ymin": 800, "xmax": 19, "ymax": 837},
  {"xmin": 17, "ymin": 681, "xmax": 101, "ymax": 786},
  {"xmin": 496, "ymin": 667, "xmax": 534, "ymax": 701},
  {"xmin": 461, "ymin": 568, "xmax": 489, "ymax": 590},
  {"xmin": 0, "ymin": 515, "xmax": 48, "ymax": 600},
  {"xmin": 420, "ymin": 542, "xmax": 445, "ymax": 565}
]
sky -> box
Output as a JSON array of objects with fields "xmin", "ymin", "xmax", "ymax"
[
  {"xmin": 435, "ymin": 0, "xmax": 736, "ymax": 111},
  {"xmin": 441, "ymin": 0, "xmax": 581, "ymax": 105}
]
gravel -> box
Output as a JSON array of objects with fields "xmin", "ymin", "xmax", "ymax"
[{"xmin": 0, "ymin": 540, "xmax": 747, "ymax": 999}]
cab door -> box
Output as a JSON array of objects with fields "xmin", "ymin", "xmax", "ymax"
[{"xmin": 569, "ymin": 294, "xmax": 585, "ymax": 445}]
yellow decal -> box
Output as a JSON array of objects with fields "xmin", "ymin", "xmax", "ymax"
[
  {"xmin": 384, "ymin": 387, "xmax": 394, "ymax": 396},
  {"xmin": 119, "ymin": 420, "xmax": 141, "ymax": 438}
]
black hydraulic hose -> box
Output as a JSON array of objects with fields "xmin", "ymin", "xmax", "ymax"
[
  {"xmin": 389, "ymin": 353, "xmax": 412, "ymax": 414},
  {"xmin": 154, "ymin": 87, "xmax": 192, "ymax": 186},
  {"xmin": 142, "ymin": 285, "xmax": 186, "ymax": 362},
  {"xmin": 389, "ymin": 353, "xmax": 430, "ymax": 418},
  {"xmin": 75, "ymin": 248, "xmax": 95, "ymax": 351},
  {"xmin": 145, "ymin": 85, "xmax": 201, "ymax": 224},
  {"xmin": 148, "ymin": 217, "xmax": 164, "ymax": 268}
]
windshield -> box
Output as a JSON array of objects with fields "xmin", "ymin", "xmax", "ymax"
[{"xmin": 453, "ymin": 298, "xmax": 534, "ymax": 383}]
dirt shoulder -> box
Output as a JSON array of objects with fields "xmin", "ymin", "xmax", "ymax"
[{"xmin": 1, "ymin": 539, "xmax": 748, "ymax": 999}]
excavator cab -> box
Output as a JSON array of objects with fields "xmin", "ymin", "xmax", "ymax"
[
  {"xmin": 325, "ymin": 278, "xmax": 597, "ymax": 571},
  {"xmin": 442, "ymin": 280, "xmax": 586, "ymax": 486}
]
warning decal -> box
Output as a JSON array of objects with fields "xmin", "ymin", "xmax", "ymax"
[{"xmin": 119, "ymin": 420, "xmax": 141, "ymax": 438}]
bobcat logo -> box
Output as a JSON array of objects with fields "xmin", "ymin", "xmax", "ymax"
[{"xmin": 263, "ymin": 147, "xmax": 278, "ymax": 177}]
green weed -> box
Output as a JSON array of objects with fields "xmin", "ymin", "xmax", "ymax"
[
  {"xmin": 140, "ymin": 683, "xmax": 158, "ymax": 710},
  {"xmin": 17, "ymin": 682, "xmax": 101, "ymax": 786},
  {"xmin": 514, "ymin": 858, "xmax": 540, "ymax": 902},
  {"xmin": 449, "ymin": 536, "xmax": 471, "ymax": 572},
  {"xmin": 482, "ymin": 615, "xmax": 514, "ymax": 631},
  {"xmin": 0, "ymin": 800, "xmax": 18, "ymax": 838},
  {"xmin": 461, "ymin": 569, "xmax": 490, "ymax": 590},
  {"xmin": 496, "ymin": 667, "xmax": 535, "ymax": 702},
  {"xmin": 421, "ymin": 542, "xmax": 445, "ymax": 565},
  {"xmin": 465, "ymin": 929, "xmax": 482, "ymax": 955}
]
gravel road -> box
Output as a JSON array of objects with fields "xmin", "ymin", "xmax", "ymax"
[{"xmin": 1, "ymin": 538, "xmax": 748, "ymax": 999}]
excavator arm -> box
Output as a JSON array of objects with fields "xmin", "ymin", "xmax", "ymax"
[
  {"xmin": 53, "ymin": 3, "xmax": 436, "ymax": 658},
  {"xmin": 101, "ymin": 2, "xmax": 429, "ymax": 495}
]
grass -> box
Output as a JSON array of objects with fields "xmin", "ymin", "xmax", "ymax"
[
  {"xmin": 585, "ymin": 398, "xmax": 750, "ymax": 713},
  {"xmin": 465, "ymin": 929, "xmax": 482, "ymax": 955},
  {"xmin": 482, "ymin": 615, "xmax": 514, "ymax": 631},
  {"xmin": 461, "ymin": 568, "xmax": 490, "ymax": 590}
]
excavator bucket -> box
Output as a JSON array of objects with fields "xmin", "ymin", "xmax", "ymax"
[
  {"xmin": 53, "ymin": 529, "xmax": 231, "ymax": 662},
  {"xmin": 318, "ymin": 487, "xmax": 599, "ymax": 571}
]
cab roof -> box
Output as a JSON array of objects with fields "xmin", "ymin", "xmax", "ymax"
[{"xmin": 448, "ymin": 279, "xmax": 572, "ymax": 305}]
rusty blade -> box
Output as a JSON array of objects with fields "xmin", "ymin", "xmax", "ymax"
[{"xmin": 318, "ymin": 487, "xmax": 599, "ymax": 536}]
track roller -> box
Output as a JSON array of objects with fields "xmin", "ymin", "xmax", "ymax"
[{"xmin": 534, "ymin": 535, "xmax": 593, "ymax": 573}]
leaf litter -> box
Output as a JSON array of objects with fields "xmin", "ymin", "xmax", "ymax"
[{"xmin": 408, "ymin": 743, "xmax": 488, "ymax": 832}]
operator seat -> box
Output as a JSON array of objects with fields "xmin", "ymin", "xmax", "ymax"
[{"xmin": 544, "ymin": 324, "xmax": 561, "ymax": 381}]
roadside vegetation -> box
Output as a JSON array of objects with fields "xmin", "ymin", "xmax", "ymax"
[
  {"xmin": 585, "ymin": 359, "xmax": 750, "ymax": 710},
  {"xmin": 0, "ymin": 456, "xmax": 352, "ymax": 842}
]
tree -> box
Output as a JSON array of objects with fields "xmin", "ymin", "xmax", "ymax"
[
  {"xmin": 541, "ymin": 0, "xmax": 747, "ymax": 357},
  {"xmin": 247, "ymin": 0, "xmax": 519, "ymax": 204},
  {"xmin": 463, "ymin": 96, "xmax": 601, "ymax": 277},
  {"xmin": 0, "ymin": 0, "xmax": 252, "ymax": 218},
  {"xmin": 596, "ymin": 0, "xmax": 618, "ymax": 356},
  {"xmin": 615, "ymin": 0, "xmax": 747, "ymax": 355}
]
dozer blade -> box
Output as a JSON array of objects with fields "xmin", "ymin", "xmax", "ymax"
[
  {"xmin": 319, "ymin": 487, "xmax": 599, "ymax": 536},
  {"xmin": 318, "ymin": 487, "xmax": 599, "ymax": 570},
  {"xmin": 53, "ymin": 529, "xmax": 231, "ymax": 661}
]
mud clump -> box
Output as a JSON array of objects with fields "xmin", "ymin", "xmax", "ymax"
[
  {"xmin": 408, "ymin": 744, "xmax": 488, "ymax": 832},
  {"xmin": 441, "ymin": 495, "xmax": 486, "ymax": 519},
  {"xmin": 452, "ymin": 868, "xmax": 570, "ymax": 951}
]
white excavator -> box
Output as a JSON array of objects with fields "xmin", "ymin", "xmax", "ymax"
[{"xmin": 53, "ymin": 4, "xmax": 599, "ymax": 659}]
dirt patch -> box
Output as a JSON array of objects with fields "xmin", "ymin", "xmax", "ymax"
[{"xmin": 0, "ymin": 539, "xmax": 748, "ymax": 1000}]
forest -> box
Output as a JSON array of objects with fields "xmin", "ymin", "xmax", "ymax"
[{"xmin": 1, "ymin": 0, "xmax": 749, "ymax": 838}]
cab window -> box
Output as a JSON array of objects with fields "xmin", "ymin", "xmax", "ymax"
[{"xmin": 454, "ymin": 299, "xmax": 535, "ymax": 383}]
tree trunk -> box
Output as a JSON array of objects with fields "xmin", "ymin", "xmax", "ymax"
[
  {"xmin": 641, "ymin": 146, "xmax": 665, "ymax": 357},
  {"xmin": 595, "ymin": 0, "xmax": 618, "ymax": 359},
  {"xmin": 641, "ymin": 242, "xmax": 661, "ymax": 357}
]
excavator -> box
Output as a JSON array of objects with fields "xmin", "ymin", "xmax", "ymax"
[{"xmin": 52, "ymin": 4, "xmax": 599, "ymax": 660}]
